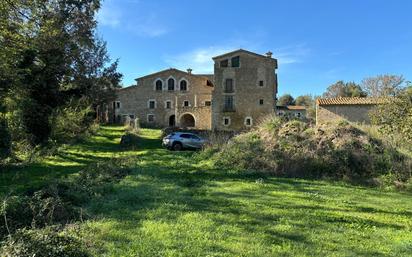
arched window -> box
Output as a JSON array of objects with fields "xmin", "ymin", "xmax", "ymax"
[
  {"xmin": 155, "ymin": 80, "xmax": 163, "ymax": 91},
  {"xmin": 180, "ymin": 80, "xmax": 187, "ymax": 91},
  {"xmin": 168, "ymin": 78, "xmax": 175, "ymax": 91}
]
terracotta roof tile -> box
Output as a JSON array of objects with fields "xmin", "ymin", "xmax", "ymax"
[{"xmin": 316, "ymin": 97, "xmax": 387, "ymax": 105}]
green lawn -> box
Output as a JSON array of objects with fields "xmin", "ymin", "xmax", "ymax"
[{"xmin": 2, "ymin": 126, "xmax": 412, "ymax": 256}]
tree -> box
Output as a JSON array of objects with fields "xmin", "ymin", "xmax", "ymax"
[
  {"xmin": 278, "ymin": 94, "xmax": 295, "ymax": 106},
  {"xmin": 323, "ymin": 81, "xmax": 367, "ymax": 98},
  {"xmin": 295, "ymin": 95, "xmax": 314, "ymax": 107},
  {"xmin": 361, "ymin": 75, "xmax": 405, "ymax": 97},
  {"xmin": 0, "ymin": 0, "xmax": 122, "ymax": 147},
  {"xmin": 370, "ymin": 83, "xmax": 412, "ymax": 146}
]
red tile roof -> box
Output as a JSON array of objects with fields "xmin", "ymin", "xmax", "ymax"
[{"xmin": 316, "ymin": 97, "xmax": 387, "ymax": 105}]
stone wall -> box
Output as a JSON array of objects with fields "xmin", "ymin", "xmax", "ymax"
[
  {"xmin": 115, "ymin": 68, "xmax": 213, "ymax": 129},
  {"xmin": 316, "ymin": 104, "xmax": 376, "ymax": 124},
  {"xmin": 211, "ymin": 51, "xmax": 278, "ymax": 131}
]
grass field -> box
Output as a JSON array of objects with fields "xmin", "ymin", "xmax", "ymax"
[{"xmin": 2, "ymin": 126, "xmax": 412, "ymax": 256}]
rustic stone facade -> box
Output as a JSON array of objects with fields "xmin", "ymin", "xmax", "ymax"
[
  {"xmin": 316, "ymin": 97, "xmax": 384, "ymax": 125},
  {"xmin": 211, "ymin": 50, "xmax": 278, "ymax": 130},
  {"xmin": 112, "ymin": 49, "xmax": 278, "ymax": 131}
]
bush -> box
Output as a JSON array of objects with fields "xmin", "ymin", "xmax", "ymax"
[
  {"xmin": 50, "ymin": 100, "xmax": 94, "ymax": 143},
  {"xmin": 0, "ymin": 157, "xmax": 134, "ymax": 239},
  {"xmin": 120, "ymin": 132, "xmax": 139, "ymax": 148},
  {"xmin": 210, "ymin": 116, "xmax": 412, "ymax": 183},
  {"xmin": 0, "ymin": 185, "xmax": 81, "ymax": 239},
  {"xmin": 77, "ymin": 157, "xmax": 133, "ymax": 190},
  {"xmin": 0, "ymin": 227, "xmax": 91, "ymax": 257}
]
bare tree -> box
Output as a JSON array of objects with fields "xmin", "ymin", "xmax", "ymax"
[{"xmin": 361, "ymin": 75, "xmax": 405, "ymax": 97}]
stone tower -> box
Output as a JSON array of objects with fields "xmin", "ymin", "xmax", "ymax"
[{"xmin": 211, "ymin": 49, "xmax": 278, "ymax": 130}]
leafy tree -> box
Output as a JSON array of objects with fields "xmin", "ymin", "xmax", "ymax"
[
  {"xmin": 278, "ymin": 94, "xmax": 295, "ymax": 106},
  {"xmin": 370, "ymin": 84, "xmax": 412, "ymax": 145},
  {"xmin": 323, "ymin": 81, "xmax": 367, "ymax": 98},
  {"xmin": 295, "ymin": 95, "xmax": 314, "ymax": 107},
  {"xmin": 0, "ymin": 0, "xmax": 122, "ymax": 147},
  {"xmin": 361, "ymin": 74, "xmax": 405, "ymax": 97}
]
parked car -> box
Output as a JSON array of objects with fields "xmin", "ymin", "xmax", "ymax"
[{"xmin": 162, "ymin": 132, "xmax": 207, "ymax": 151}]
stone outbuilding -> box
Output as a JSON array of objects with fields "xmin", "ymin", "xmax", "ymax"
[
  {"xmin": 276, "ymin": 105, "xmax": 306, "ymax": 119},
  {"xmin": 316, "ymin": 97, "xmax": 386, "ymax": 125}
]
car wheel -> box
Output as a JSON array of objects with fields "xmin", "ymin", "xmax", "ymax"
[{"xmin": 173, "ymin": 142, "xmax": 183, "ymax": 151}]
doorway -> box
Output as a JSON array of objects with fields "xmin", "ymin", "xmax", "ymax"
[{"xmin": 169, "ymin": 115, "xmax": 176, "ymax": 127}]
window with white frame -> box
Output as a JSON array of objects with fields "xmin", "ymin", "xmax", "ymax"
[
  {"xmin": 165, "ymin": 100, "xmax": 172, "ymax": 109},
  {"xmin": 180, "ymin": 80, "xmax": 187, "ymax": 91},
  {"xmin": 155, "ymin": 79, "xmax": 163, "ymax": 91},
  {"xmin": 148, "ymin": 100, "xmax": 156, "ymax": 109},
  {"xmin": 244, "ymin": 117, "xmax": 253, "ymax": 127},
  {"xmin": 223, "ymin": 117, "xmax": 230, "ymax": 126},
  {"xmin": 183, "ymin": 100, "xmax": 190, "ymax": 107},
  {"xmin": 147, "ymin": 114, "xmax": 155, "ymax": 122},
  {"xmin": 168, "ymin": 78, "xmax": 175, "ymax": 91}
]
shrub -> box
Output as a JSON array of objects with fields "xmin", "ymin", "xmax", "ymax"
[
  {"xmin": 50, "ymin": 101, "xmax": 94, "ymax": 144},
  {"xmin": 0, "ymin": 227, "xmax": 91, "ymax": 257},
  {"xmin": 0, "ymin": 196, "xmax": 32, "ymax": 238},
  {"xmin": 210, "ymin": 117, "xmax": 412, "ymax": 183}
]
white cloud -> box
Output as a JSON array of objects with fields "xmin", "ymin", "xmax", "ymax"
[
  {"xmin": 97, "ymin": 1, "xmax": 168, "ymax": 38},
  {"xmin": 273, "ymin": 44, "xmax": 311, "ymax": 65},
  {"xmin": 164, "ymin": 46, "xmax": 235, "ymax": 73},
  {"xmin": 164, "ymin": 43, "xmax": 310, "ymax": 74},
  {"xmin": 126, "ymin": 13, "xmax": 168, "ymax": 38},
  {"xmin": 97, "ymin": 1, "xmax": 122, "ymax": 28}
]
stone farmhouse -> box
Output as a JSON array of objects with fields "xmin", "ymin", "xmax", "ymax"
[
  {"xmin": 110, "ymin": 49, "xmax": 278, "ymax": 131},
  {"xmin": 316, "ymin": 97, "xmax": 386, "ymax": 125}
]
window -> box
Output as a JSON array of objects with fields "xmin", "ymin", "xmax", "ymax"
[
  {"xmin": 224, "ymin": 95, "xmax": 234, "ymax": 111},
  {"xmin": 147, "ymin": 114, "xmax": 154, "ymax": 122},
  {"xmin": 259, "ymin": 99, "xmax": 264, "ymax": 105},
  {"xmin": 224, "ymin": 79, "xmax": 234, "ymax": 93},
  {"xmin": 168, "ymin": 78, "xmax": 175, "ymax": 91},
  {"xmin": 259, "ymin": 80, "xmax": 264, "ymax": 87},
  {"xmin": 204, "ymin": 101, "xmax": 211, "ymax": 106},
  {"xmin": 223, "ymin": 117, "xmax": 230, "ymax": 126},
  {"xmin": 180, "ymin": 80, "xmax": 187, "ymax": 91},
  {"xmin": 115, "ymin": 101, "xmax": 121, "ymax": 108},
  {"xmin": 220, "ymin": 59, "xmax": 228, "ymax": 67},
  {"xmin": 244, "ymin": 117, "xmax": 253, "ymax": 127},
  {"xmin": 129, "ymin": 114, "xmax": 135, "ymax": 119},
  {"xmin": 297, "ymin": 112, "xmax": 301, "ymax": 118},
  {"xmin": 180, "ymin": 134, "xmax": 191, "ymax": 139},
  {"xmin": 148, "ymin": 100, "xmax": 156, "ymax": 109},
  {"xmin": 183, "ymin": 100, "xmax": 190, "ymax": 107},
  {"xmin": 231, "ymin": 56, "xmax": 240, "ymax": 67},
  {"xmin": 155, "ymin": 80, "xmax": 163, "ymax": 91},
  {"xmin": 165, "ymin": 101, "xmax": 172, "ymax": 109},
  {"xmin": 190, "ymin": 134, "xmax": 200, "ymax": 140}
]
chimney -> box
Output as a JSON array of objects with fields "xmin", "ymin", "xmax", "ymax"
[
  {"xmin": 266, "ymin": 51, "xmax": 273, "ymax": 58},
  {"xmin": 187, "ymin": 68, "xmax": 192, "ymax": 74}
]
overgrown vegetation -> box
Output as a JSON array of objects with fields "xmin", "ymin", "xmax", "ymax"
[
  {"xmin": 370, "ymin": 85, "xmax": 412, "ymax": 147},
  {"xmin": 1, "ymin": 154, "xmax": 134, "ymax": 255},
  {"xmin": 0, "ymin": 0, "xmax": 122, "ymax": 164},
  {"xmin": 207, "ymin": 116, "xmax": 412, "ymax": 188},
  {"xmin": 1, "ymin": 126, "xmax": 411, "ymax": 256}
]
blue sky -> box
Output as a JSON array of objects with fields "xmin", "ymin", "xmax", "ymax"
[{"xmin": 97, "ymin": 0, "xmax": 412, "ymax": 96}]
